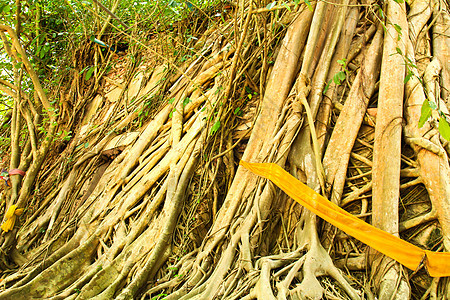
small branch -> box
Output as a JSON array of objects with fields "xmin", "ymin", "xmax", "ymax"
[
  {"xmin": 92, "ymin": 0, "xmax": 130, "ymax": 31},
  {"xmin": 0, "ymin": 24, "xmax": 55, "ymax": 120},
  {"xmin": 19, "ymin": 104, "xmax": 38, "ymax": 160}
]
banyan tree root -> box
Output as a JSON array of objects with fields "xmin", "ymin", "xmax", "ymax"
[
  {"xmin": 156, "ymin": 3, "xmax": 364, "ymax": 299},
  {"xmin": 0, "ymin": 26, "xmax": 230, "ymax": 298},
  {"xmin": 1, "ymin": 1, "xmax": 450, "ymax": 299}
]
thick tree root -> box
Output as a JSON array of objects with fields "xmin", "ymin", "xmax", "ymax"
[{"xmin": 1, "ymin": 2, "xmax": 449, "ymax": 299}]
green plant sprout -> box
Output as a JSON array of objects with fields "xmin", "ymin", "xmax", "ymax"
[
  {"xmin": 393, "ymin": 47, "xmax": 450, "ymax": 141},
  {"xmin": 323, "ymin": 59, "xmax": 348, "ymax": 94}
]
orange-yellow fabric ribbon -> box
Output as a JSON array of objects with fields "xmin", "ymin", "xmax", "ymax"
[
  {"xmin": 240, "ymin": 160, "xmax": 450, "ymax": 277},
  {"xmin": 1, "ymin": 205, "xmax": 23, "ymax": 232}
]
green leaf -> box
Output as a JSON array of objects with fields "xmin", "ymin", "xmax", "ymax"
[
  {"xmin": 40, "ymin": 47, "xmax": 47, "ymax": 58},
  {"xmin": 393, "ymin": 24, "xmax": 402, "ymax": 40},
  {"xmin": 266, "ymin": 1, "xmax": 276, "ymax": 10},
  {"xmin": 333, "ymin": 75, "xmax": 340, "ymax": 85},
  {"xmin": 85, "ymin": 67, "xmax": 95, "ymax": 81},
  {"xmin": 406, "ymin": 57, "xmax": 417, "ymax": 69},
  {"xmin": 393, "ymin": 0, "xmax": 404, "ymax": 3},
  {"xmin": 182, "ymin": 97, "xmax": 191, "ymax": 107},
  {"xmin": 378, "ymin": 6, "xmax": 384, "ymax": 19},
  {"xmin": 150, "ymin": 294, "xmax": 168, "ymax": 300},
  {"xmin": 210, "ymin": 121, "xmax": 220, "ymax": 135},
  {"xmin": 304, "ymin": 0, "xmax": 313, "ymax": 11},
  {"xmin": 168, "ymin": 97, "xmax": 175, "ymax": 104},
  {"xmin": 323, "ymin": 79, "xmax": 332, "ymax": 94},
  {"xmin": 79, "ymin": 66, "xmax": 90, "ymax": 75},
  {"xmin": 439, "ymin": 116, "xmax": 450, "ymax": 141},
  {"xmin": 234, "ymin": 107, "xmax": 242, "ymax": 116},
  {"xmin": 404, "ymin": 70, "xmax": 413, "ymax": 84},
  {"xmin": 169, "ymin": 108, "xmax": 176, "ymax": 118},
  {"xmin": 337, "ymin": 59, "xmax": 346, "ymax": 67},
  {"xmin": 333, "ymin": 71, "xmax": 346, "ymax": 85},
  {"xmin": 2, "ymin": 5, "xmax": 10, "ymax": 13},
  {"xmin": 395, "ymin": 47, "xmax": 402, "ymax": 55},
  {"xmin": 418, "ymin": 100, "xmax": 432, "ymax": 128}
]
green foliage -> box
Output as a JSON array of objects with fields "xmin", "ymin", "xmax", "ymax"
[
  {"xmin": 418, "ymin": 98, "xmax": 450, "ymax": 140},
  {"xmin": 418, "ymin": 100, "xmax": 432, "ymax": 128},
  {"xmin": 0, "ymin": 136, "xmax": 11, "ymax": 156},
  {"xmin": 393, "ymin": 24, "xmax": 402, "ymax": 40},
  {"xmin": 392, "ymin": 49, "xmax": 450, "ymax": 141},
  {"xmin": 114, "ymin": 0, "xmax": 224, "ymax": 31},
  {"xmin": 182, "ymin": 97, "xmax": 191, "ymax": 107},
  {"xmin": 85, "ymin": 66, "xmax": 95, "ymax": 81},
  {"xmin": 303, "ymin": 0, "xmax": 313, "ymax": 11},
  {"xmin": 439, "ymin": 115, "xmax": 450, "ymax": 141},
  {"xmin": 323, "ymin": 59, "xmax": 348, "ymax": 94},
  {"xmin": 0, "ymin": 2, "xmax": 11, "ymax": 14},
  {"xmin": 0, "ymin": 0, "xmax": 229, "ymax": 138},
  {"xmin": 17, "ymin": 0, "xmax": 229, "ymax": 94},
  {"xmin": 210, "ymin": 120, "xmax": 220, "ymax": 135},
  {"xmin": 169, "ymin": 107, "xmax": 176, "ymax": 118},
  {"xmin": 79, "ymin": 65, "xmax": 97, "ymax": 81},
  {"xmin": 0, "ymin": 0, "xmax": 90, "ymax": 114},
  {"xmin": 150, "ymin": 294, "xmax": 167, "ymax": 300},
  {"xmin": 55, "ymin": 130, "xmax": 72, "ymax": 142}
]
